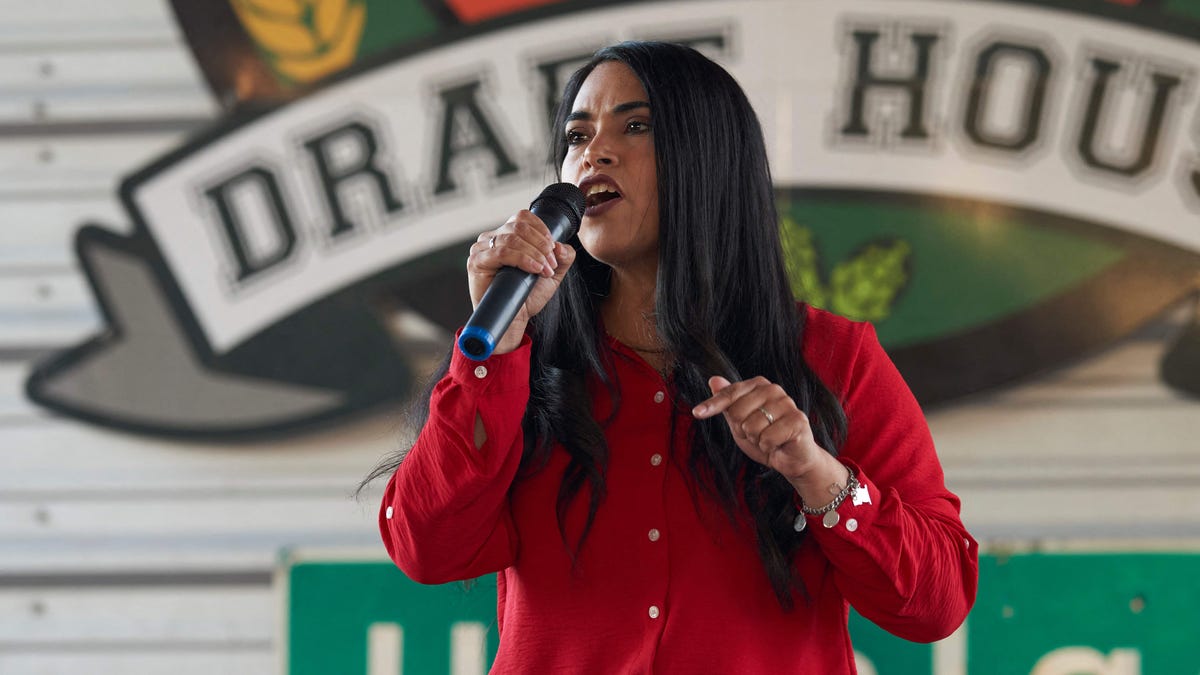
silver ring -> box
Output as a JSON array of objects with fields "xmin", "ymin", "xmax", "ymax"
[
  {"xmin": 488, "ymin": 236, "xmax": 497, "ymax": 249},
  {"xmin": 758, "ymin": 407, "xmax": 774, "ymax": 425}
]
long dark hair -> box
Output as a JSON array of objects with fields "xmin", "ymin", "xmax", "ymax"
[{"xmin": 365, "ymin": 41, "xmax": 847, "ymax": 609}]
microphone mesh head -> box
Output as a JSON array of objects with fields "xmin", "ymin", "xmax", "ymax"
[{"xmin": 532, "ymin": 183, "xmax": 586, "ymax": 229}]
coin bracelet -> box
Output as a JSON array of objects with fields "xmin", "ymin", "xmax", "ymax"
[{"xmin": 793, "ymin": 468, "xmax": 859, "ymax": 532}]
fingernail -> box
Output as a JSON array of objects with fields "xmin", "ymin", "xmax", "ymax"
[{"xmin": 692, "ymin": 405, "xmax": 706, "ymax": 417}]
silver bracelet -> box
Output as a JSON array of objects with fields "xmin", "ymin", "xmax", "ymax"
[{"xmin": 794, "ymin": 468, "xmax": 857, "ymax": 531}]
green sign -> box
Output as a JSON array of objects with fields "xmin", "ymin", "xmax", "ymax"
[
  {"xmin": 283, "ymin": 552, "xmax": 1200, "ymax": 674},
  {"xmin": 283, "ymin": 559, "xmax": 498, "ymax": 675},
  {"xmin": 967, "ymin": 553, "xmax": 1200, "ymax": 675}
]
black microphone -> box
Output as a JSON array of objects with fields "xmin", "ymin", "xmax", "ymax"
[{"xmin": 458, "ymin": 183, "xmax": 586, "ymax": 360}]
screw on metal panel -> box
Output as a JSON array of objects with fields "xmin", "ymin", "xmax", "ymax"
[{"xmin": 1129, "ymin": 595, "xmax": 1146, "ymax": 614}]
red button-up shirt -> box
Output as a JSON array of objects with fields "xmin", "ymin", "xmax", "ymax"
[{"xmin": 381, "ymin": 306, "xmax": 977, "ymax": 674}]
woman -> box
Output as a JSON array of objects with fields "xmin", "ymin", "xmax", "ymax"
[{"xmin": 370, "ymin": 41, "xmax": 977, "ymax": 673}]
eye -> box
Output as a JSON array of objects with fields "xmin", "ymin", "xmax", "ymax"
[
  {"xmin": 565, "ymin": 128, "xmax": 588, "ymax": 145},
  {"xmin": 626, "ymin": 119, "xmax": 651, "ymax": 134}
]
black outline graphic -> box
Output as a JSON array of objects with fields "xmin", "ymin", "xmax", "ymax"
[{"xmin": 23, "ymin": 0, "xmax": 1200, "ymax": 440}]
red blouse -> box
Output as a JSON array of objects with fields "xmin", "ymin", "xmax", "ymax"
[{"xmin": 380, "ymin": 306, "xmax": 978, "ymax": 674}]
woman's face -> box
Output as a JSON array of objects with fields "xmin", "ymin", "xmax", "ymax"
[{"xmin": 561, "ymin": 61, "xmax": 660, "ymax": 275}]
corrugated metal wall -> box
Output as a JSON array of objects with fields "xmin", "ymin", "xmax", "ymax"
[
  {"xmin": 1, "ymin": 1, "xmax": 1197, "ymax": 673},
  {"xmin": 0, "ymin": 3, "xmax": 395, "ymax": 671}
]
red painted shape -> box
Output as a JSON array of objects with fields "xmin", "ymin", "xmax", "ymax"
[{"xmin": 444, "ymin": 0, "xmax": 565, "ymax": 24}]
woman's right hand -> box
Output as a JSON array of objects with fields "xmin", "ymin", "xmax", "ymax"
[{"xmin": 466, "ymin": 209, "xmax": 577, "ymax": 355}]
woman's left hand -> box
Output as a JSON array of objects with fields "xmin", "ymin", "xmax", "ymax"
[{"xmin": 692, "ymin": 376, "xmax": 830, "ymax": 485}]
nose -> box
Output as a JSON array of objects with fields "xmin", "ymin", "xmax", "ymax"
[{"xmin": 583, "ymin": 131, "xmax": 616, "ymax": 167}]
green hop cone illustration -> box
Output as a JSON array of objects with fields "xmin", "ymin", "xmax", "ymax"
[
  {"xmin": 830, "ymin": 240, "xmax": 911, "ymax": 322},
  {"xmin": 780, "ymin": 217, "xmax": 829, "ymax": 309},
  {"xmin": 779, "ymin": 217, "xmax": 911, "ymax": 323}
]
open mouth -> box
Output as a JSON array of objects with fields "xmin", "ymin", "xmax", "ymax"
[{"xmin": 584, "ymin": 183, "xmax": 621, "ymax": 209}]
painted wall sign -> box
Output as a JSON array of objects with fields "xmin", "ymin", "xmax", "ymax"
[
  {"xmin": 283, "ymin": 551, "xmax": 1200, "ymax": 674},
  {"xmin": 25, "ymin": 0, "xmax": 1200, "ymax": 439}
]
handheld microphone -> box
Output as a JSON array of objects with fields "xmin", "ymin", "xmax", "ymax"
[{"xmin": 458, "ymin": 183, "xmax": 586, "ymax": 360}]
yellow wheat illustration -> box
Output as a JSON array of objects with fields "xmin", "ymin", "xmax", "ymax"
[{"xmin": 232, "ymin": 0, "xmax": 366, "ymax": 85}]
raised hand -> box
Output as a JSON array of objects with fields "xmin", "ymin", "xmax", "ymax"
[{"xmin": 466, "ymin": 209, "xmax": 576, "ymax": 354}]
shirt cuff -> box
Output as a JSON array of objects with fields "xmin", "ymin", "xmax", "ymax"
[
  {"xmin": 800, "ymin": 459, "xmax": 880, "ymax": 537},
  {"xmin": 448, "ymin": 329, "xmax": 533, "ymax": 393}
]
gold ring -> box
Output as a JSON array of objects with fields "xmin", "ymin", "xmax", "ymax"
[{"xmin": 758, "ymin": 407, "xmax": 774, "ymax": 425}]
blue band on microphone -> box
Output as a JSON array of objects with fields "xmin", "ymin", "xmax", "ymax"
[{"xmin": 458, "ymin": 326, "xmax": 497, "ymax": 361}]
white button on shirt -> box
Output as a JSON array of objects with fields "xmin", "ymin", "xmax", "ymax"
[
  {"xmin": 648, "ymin": 605, "xmax": 661, "ymax": 619},
  {"xmin": 653, "ymin": 391, "xmax": 665, "ymax": 403},
  {"xmin": 648, "ymin": 528, "xmax": 660, "ymax": 542},
  {"xmin": 473, "ymin": 365, "xmax": 488, "ymax": 379},
  {"xmin": 650, "ymin": 454, "xmax": 663, "ymax": 466}
]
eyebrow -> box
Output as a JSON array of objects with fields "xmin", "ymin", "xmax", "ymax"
[{"xmin": 565, "ymin": 100, "xmax": 651, "ymax": 123}]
